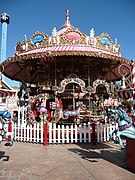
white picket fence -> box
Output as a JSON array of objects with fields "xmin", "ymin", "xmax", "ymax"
[
  {"xmin": 12, "ymin": 121, "xmax": 117, "ymax": 144},
  {"xmin": 13, "ymin": 121, "xmax": 44, "ymax": 143},
  {"xmin": 48, "ymin": 122, "xmax": 117, "ymax": 144}
]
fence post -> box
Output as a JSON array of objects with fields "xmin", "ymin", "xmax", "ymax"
[
  {"xmin": 88, "ymin": 122, "xmax": 91, "ymax": 142},
  {"xmin": 79, "ymin": 124, "xmax": 82, "ymax": 143},
  {"xmin": 49, "ymin": 123, "xmax": 52, "ymax": 144},
  {"xmin": 97, "ymin": 123, "xmax": 100, "ymax": 142},
  {"xmin": 92, "ymin": 122, "xmax": 96, "ymax": 145},
  {"xmin": 44, "ymin": 123, "xmax": 48, "ymax": 146},
  {"xmin": 84, "ymin": 123, "xmax": 86, "ymax": 142}
]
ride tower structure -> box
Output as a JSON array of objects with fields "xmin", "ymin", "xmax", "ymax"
[
  {"xmin": 0, "ymin": 12, "xmax": 10, "ymax": 88},
  {"xmin": 0, "ymin": 12, "xmax": 10, "ymax": 62},
  {"xmin": 0, "ymin": 13, "xmax": 15, "ymax": 102}
]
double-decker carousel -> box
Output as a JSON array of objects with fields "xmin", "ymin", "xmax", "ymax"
[{"xmin": 0, "ymin": 10, "xmax": 133, "ymax": 124}]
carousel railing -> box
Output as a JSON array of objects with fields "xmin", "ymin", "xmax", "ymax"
[
  {"xmin": 48, "ymin": 122, "xmax": 117, "ymax": 144},
  {"xmin": 13, "ymin": 121, "xmax": 44, "ymax": 143},
  {"xmin": 11, "ymin": 117, "xmax": 118, "ymax": 145},
  {"xmin": 11, "ymin": 101, "xmax": 119, "ymax": 145}
]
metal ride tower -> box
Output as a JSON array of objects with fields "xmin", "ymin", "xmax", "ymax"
[{"xmin": 0, "ymin": 13, "xmax": 10, "ymax": 87}]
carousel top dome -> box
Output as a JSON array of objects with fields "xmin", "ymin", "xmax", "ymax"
[
  {"xmin": 14, "ymin": 9, "xmax": 121, "ymax": 57},
  {"xmin": 0, "ymin": 9, "xmax": 132, "ymax": 84}
]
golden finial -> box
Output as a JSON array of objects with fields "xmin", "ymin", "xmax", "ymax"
[
  {"xmin": 23, "ymin": 35, "xmax": 27, "ymax": 44},
  {"xmin": 52, "ymin": 27, "xmax": 57, "ymax": 37},
  {"xmin": 90, "ymin": 28, "xmax": 95, "ymax": 38},
  {"xmin": 62, "ymin": 9, "xmax": 73, "ymax": 28}
]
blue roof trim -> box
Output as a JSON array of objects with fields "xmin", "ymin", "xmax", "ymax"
[
  {"xmin": 32, "ymin": 35, "xmax": 44, "ymax": 44},
  {"xmin": 100, "ymin": 37, "xmax": 110, "ymax": 46}
]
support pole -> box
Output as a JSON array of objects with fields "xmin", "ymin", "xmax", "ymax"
[
  {"xmin": 92, "ymin": 122, "xmax": 96, "ymax": 145},
  {"xmin": 88, "ymin": 62, "xmax": 90, "ymax": 114},
  {"xmin": 132, "ymin": 62, "xmax": 135, "ymax": 125},
  {"xmin": 73, "ymin": 84, "xmax": 75, "ymax": 110},
  {"xmin": 43, "ymin": 123, "xmax": 48, "ymax": 146}
]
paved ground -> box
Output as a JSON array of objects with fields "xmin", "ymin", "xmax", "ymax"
[{"xmin": 0, "ymin": 141, "xmax": 135, "ymax": 180}]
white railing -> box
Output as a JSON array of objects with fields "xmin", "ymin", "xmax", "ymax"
[
  {"xmin": 12, "ymin": 121, "xmax": 117, "ymax": 144},
  {"xmin": 17, "ymin": 105, "xmax": 27, "ymax": 126},
  {"xmin": 13, "ymin": 121, "xmax": 44, "ymax": 143},
  {"xmin": 13, "ymin": 105, "xmax": 118, "ymax": 144},
  {"xmin": 48, "ymin": 122, "xmax": 117, "ymax": 144}
]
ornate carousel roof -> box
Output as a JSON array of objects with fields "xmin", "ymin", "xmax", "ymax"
[{"xmin": 0, "ymin": 9, "xmax": 132, "ymax": 85}]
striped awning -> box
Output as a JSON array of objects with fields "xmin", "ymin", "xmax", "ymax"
[
  {"xmin": 20, "ymin": 45, "xmax": 115, "ymax": 56},
  {"xmin": 0, "ymin": 89, "xmax": 16, "ymax": 97},
  {"xmin": 118, "ymin": 89, "xmax": 133, "ymax": 99}
]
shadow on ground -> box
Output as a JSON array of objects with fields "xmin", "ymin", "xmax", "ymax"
[
  {"xmin": 0, "ymin": 151, "xmax": 10, "ymax": 161},
  {"xmin": 67, "ymin": 142, "xmax": 127, "ymax": 169}
]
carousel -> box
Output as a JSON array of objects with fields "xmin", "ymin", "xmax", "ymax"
[{"xmin": 0, "ymin": 10, "xmax": 133, "ymax": 124}]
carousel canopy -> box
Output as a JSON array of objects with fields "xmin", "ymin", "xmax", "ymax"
[{"xmin": 0, "ymin": 9, "xmax": 132, "ymax": 86}]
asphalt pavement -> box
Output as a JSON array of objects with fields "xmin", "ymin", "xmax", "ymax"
[{"xmin": 0, "ymin": 141, "xmax": 135, "ymax": 180}]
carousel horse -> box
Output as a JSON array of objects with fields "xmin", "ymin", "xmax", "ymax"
[
  {"xmin": 32, "ymin": 97, "xmax": 48, "ymax": 123},
  {"xmin": 38, "ymin": 98, "xmax": 48, "ymax": 122},
  {"xmin": 108, "ymin": 107, "xmax": 135, "ymax": 148},
  {"xmin": 17, "ymin": 87, "xmax": 29, "ymax": 107},
  {"xmin": 63, "ymin": 102, "xmax": 85, "ymax": 120},
  {"xmin": 63, "ymin": 108, "xmax": 80, "ymax": 118},
  {"xmin": 0, "ymin": 110, "xmax": 14, "ymax": 146}
]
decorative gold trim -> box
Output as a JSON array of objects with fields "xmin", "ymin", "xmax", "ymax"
[
  {"xmin": 96, "ymin": 33, "xmax": 120, "ymax": 56},
  {"xmin": 92, "ymin": 79, "xmax": 110, "ymax": 94},
  {"xmin": 52, "ymin": 74, "xmax": 87, "ymax": 93},
  {"xmin": 2, "ymin": 50, "xmax": 131, "ymax": 67},
  {"xmin": 59, "ymin": 28, "xmax": 87, "ymax": 45},
  {"xmin": 14, "ymin": 28, "xmax": 121, "ymax": 57}
]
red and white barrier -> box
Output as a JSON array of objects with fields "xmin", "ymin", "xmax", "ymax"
[
  {"xmin": 132, "ymin": 62, "xmax": 135, "ymax": 105},
  {"xmin": 118, "ymin": 89, "xmax": 133, "ymax": 99},
  {"xmin": 132, "ymin": 62, "xmax": 135, "ymax": 124}
]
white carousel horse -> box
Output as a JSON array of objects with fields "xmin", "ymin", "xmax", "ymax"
[
  {"xmin": 63, "ymin": 102, "xmax": 85, "ymax": 120},
  {"xmin": 53, "ymin": 102, "xmax": 86, "ymax": 123},
  {"xmin": 108, "ymin": 107, "xmax": 135, "ymax": 148},
  {"xmin": 17, "ymin": 88, "xmax": 29, "ymax": 107},
  {"xmin": 63, "ymin": 108, "xmax": 80, "ymax": 118},
  {"xmin": 0, "ymin": 110, "xmax": 14, "ymax": 146}
]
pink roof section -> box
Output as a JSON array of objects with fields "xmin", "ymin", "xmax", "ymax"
[{"xmin": 20, "ymin": 45, "xmax": 115, "ymax": 56}]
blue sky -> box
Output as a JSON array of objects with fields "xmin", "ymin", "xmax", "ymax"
[{"xmin": 0, "ymin": 0, "xmax": 135, "ymax": 86}]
